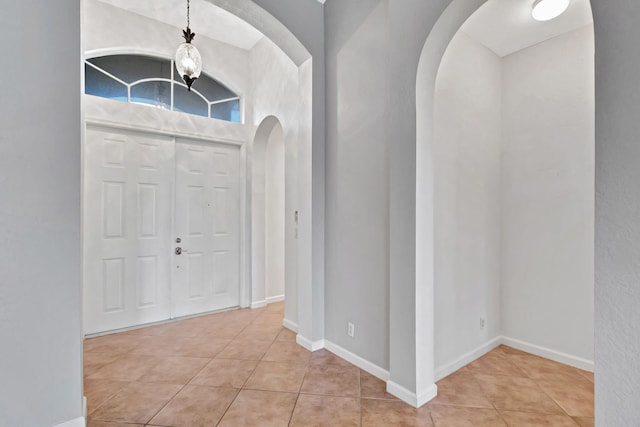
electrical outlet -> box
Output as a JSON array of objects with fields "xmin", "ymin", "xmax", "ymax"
[
  {"xmin": 480, "ymin": 318, "xmax": 485, "ymax": 330},
  {"xmin": 347, "ymin": 322, "xmax": 355, "ymax": 337}
]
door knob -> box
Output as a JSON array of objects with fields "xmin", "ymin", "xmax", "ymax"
[{"xmin": 175, "ymin": 247, "xmax": 182, "ymax": 255}]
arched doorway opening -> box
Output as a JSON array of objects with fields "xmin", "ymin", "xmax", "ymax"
[
  {"xmin": 251, "ymin": 117, "xmax": 287, "ymax": 313},
  {"xmin": 409, "ymin": 0, "xmax": 595, "ymax": 407}
]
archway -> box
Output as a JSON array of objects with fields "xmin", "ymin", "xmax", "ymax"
[
  {"xmin": 251, "ymin": 117, "xmax": 288, "ymax": 315},
  {"xmin": 412, "ymin": 0, "xmax": 594, "ymax": 406}
]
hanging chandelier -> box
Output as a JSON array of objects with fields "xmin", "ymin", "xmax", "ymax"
[{"xmin": 175, "ymin": 0, "xmax": 202, "ymax": 91}]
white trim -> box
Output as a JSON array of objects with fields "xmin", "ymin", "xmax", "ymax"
[
  {"xmin": 296, "ymin": 334, "xmax": 325, "ymax": 352},
  {"xmin": 82, "ymin": 396, "xmax": 87, "ymax": 419},
  {"xmin": 85, "ymin": 117, "xmax": 246, "ymax": 147},
  {"xmin": 250, "ymin": 300, "xmax": 267, "ymax": 309},
  {"xmin": 386, "ymin": 381, "xmax": 438, "ymax": 408},
  {"xmin": 501, "ymin": 336, "xmax": 594, "ymax": 372},
  {"xmin": 282, "ymin": 318, "xmax": 298, "ymax": 333},
  {"xmin": 324, "ymin": 340, "xmax": 390, "ymax": 381},
  {"xmin": 266, "ymin": 294, "xmax": 285, "ymax": 304},
  {"xmin": 52, "ymin": 417, "xmax": 85, "ymax": 427},
  {"xmin": 435, "ymin": 336, "xmax": 502, "ymax": 381}
]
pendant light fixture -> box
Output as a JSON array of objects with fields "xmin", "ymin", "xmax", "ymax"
[
  {"xmin": 532, "ymin": 0, "xmax": 570, "ymax": 21},
  {"xmin": 175, "ymin": 0, "xmax": 202, "ymax": 91}
]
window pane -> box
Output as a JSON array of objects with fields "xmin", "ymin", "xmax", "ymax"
[
  {"xmin": 211, "ymin": 99, "xmax": 241, "ymax": 123},
  {"xmin": 88, "ymin": 55, "xmax": 171, "ymax": 84},
  {"xmin": 176, "ymin": 72, "xmax": 236, "ymax": 102},
  {"xmin": 173, "ymin": 84, "xmax": 208, "ymax": 117},
  {"xmin": 85, "ymin": 64, "xmax": 127, "ymax": 101},
  {"xmin": 130, "ymin": 81, "xmax": 171, "ymax": 110}
]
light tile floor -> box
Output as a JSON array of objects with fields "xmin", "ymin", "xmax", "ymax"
[{"xmin": 84, "ymin": 303, "xmax": 594, "ymax": 426}]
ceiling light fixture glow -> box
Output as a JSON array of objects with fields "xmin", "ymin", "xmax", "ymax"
[{"xmin": 532, "ymin": 0, "xmax": 570, "ymax": 21}]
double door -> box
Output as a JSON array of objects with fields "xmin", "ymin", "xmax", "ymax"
[{"xmin": 83, "ymin": 125, "xmax": 241, "ymax": 335}]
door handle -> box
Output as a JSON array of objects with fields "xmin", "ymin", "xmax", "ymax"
[{"xmin": 175, "ymin": 247, "xmax": 182, "ymax": 255}]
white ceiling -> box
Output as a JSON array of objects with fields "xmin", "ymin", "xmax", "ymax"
[
  {"xmin": 97, "ymin": 0, "xmax": 264, "ymax": 50},
  {"xmin": 460, "ymin": 0, "xmax": 593, "ymax": 57}
]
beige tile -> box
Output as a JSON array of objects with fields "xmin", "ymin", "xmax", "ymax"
[
  {"xmin": 577, "ymin": 369, "xmax": 594, "ymax": 383},
  {"xmin": 474, "ymin": 374, "xmax": 564, "ymax": 414},
  {"xmin": 216, "ymin": 338, "xmax": 273, "ymax": 360},
  {"xmin": 173, "ymin": 336, "xmax": 230, "ymax": 358},
  {"xmin": 84, "ymin": 378, "xmax": 129, "ymax": 415},
  {"xmin": 497, "ymin": 345, "xmax": 532, "ymax": 357},
  {"xmin": 87, "ymin": 354, "xmax": 159, "ymax": 381},
  {"xmin": 235, "ymin": 327, "xmax": 281, "ymax": 341},
  {"xmin": 507, "ymin": 354, "xmax": 587, "ymax": 382},
  {"xmin": 88, "ymin": 421, "xmax": 143, "ymax": 427},
  {"xmin": 431, "ymin": 368, "xmax": 493, "ymax": 408},
  {"xmin": 428, "ymin": 404, "xmax": 506, "ymax": 427},
  {"xmin": 275, "ymin": 328, "xmax": 297, "ymax": 342},
  {"xmin": 290, "ymin": 394, "xmax": 360, "ymax": 427},
  {"xmin": 361, "ymin": 399, "xmax": 432, "ymax": 427},
  {"xmin": 217, "ymin": 389, "xmax": 297, "ymax": 427},
  {"xmin": 90, "ymin": 382, "xmax": 182, "ymax": 424},
  {"xmin": 123, "ymin": 322, "xmax": 176, "ymax": 336},
  {"xmin": 157, "ymin": 322, "xmax": 206, "ymax": 337},
  {"xmin": 84, "ymin": 334, "xmax": 148, "ymax": 355},
  {"xmin": 129, "ymin": 335, "xmax": 190, "ymax": 357},
  {"xmin": 149, "ymin": 385, "xmax": 238, "ymax": 427},
  {"xmin": 244, "ymin": 361, "xmax": 308, "ymax": 393},
  {"xmin": 572, "ymin": 417, "xmax": 594, "ymax": 427},
  {"xmin": 466, "ymin": 350, "xmax": 528, "ymax": 378},
  {"xmin": 500, "ymin": 410, "xmax": 580, "ymax": 426},
  {"xmin": 262, "ymin": 341, "xmax": 311, "ymax": 365},
  {"xmin": 137, "ymin": 356, "xmax": 210, "ymax": 385},
  {"xmin": 202, "ymin": 325, "xmax": 245, "ymax": 340},
  {"xmin": 190, "ymin": 358, "xmax": 258, "ymax": 388},
  {"xmin": 300, "ymin": 362, "xmax": 360, "ymax": 397},
  {"xmin": 536, "ymin": 376, "xmax": 594, "ymax": 417},
  {"xmin": 360, "ymin": 370, "xmax": 398, "ymax": 400},
  {"xmin": 310, "ymin": 349, "xmax": 353, "ymax": 368},
  {"xmin": 84, "ymin": 352, "xmax": 122, "ymax": 377}
]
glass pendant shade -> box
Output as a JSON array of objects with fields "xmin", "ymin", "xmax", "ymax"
[
  {"xmin": 532, "ymin": 0, "xmax": 570, "ymax": 21},
  {"xmin": 175, "ymin": 42, "xmax": 202, "ymax": 91}
]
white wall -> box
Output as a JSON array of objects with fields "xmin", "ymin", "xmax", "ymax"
[
  {"xmin": 325, "ymin": 0, "xmax": 391, "ymax": 369},
  {"xmin": 0, "ymin": 1, "xmax": 83, "ymax": 426},
  {"xmin": 501, "ymin": 26, "xmax": 595, "ymax": 362},
  {"xmin": 433, "ymin": 32, "xmax": 502, "ymax": 372},
  {"xmin": 265, "ymin": 123, "xmax": 286, "ymax": 299},
  {"xmin": 592, "ymin": 1, "xmax": 640, "ymax": 424},
  {"xmin": 249, "ymin": 37, "xmax": 306, "ymax": 327}
]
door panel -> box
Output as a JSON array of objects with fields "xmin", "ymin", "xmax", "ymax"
[
  {"xmin": 84, "ymin": 126, "xmax": 174, "ymax": 334},
  {"xmin": 173, "ymin": 139, "xmax": 241, "ymax": 317}
]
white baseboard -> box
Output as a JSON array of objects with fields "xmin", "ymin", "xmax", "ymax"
[
  {"xmin": 501, "ymin": 336, "xmax": 594, "ymax": 372},
  {"xmin": 266, "ymin": 294, "xmax": 284, "ymax": 304},
  {"xmin": 250, "ymin": 300, "xmax": 267, "ymax": 309},
  {"xmin": 435, "ymin": 336, "xmax": 502, "ymax": 381},
  {"xmin": 386, "ymin": 381, "xmax": 438, "ymax": 408},
  {"xmin": 282, "ymin": 318, "xmax": 298, "ymax": 333},
  {"xmin": 324, "ymin": 340, "xmax": 390, "ymax": 381},
  {"xmin": 296, "ymin": 334, "xmax": 325, "ymax": 352},
  {"xmin": 53, "ymin": 417, "xmax": 85, "ymax": 427}
]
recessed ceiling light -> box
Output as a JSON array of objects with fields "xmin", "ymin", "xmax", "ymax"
[{"xmin": 532, "ymin": 0, "xmax": 570, "ymax": 21}]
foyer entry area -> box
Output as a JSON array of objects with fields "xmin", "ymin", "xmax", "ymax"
[{"xmin": 84, "ymin": 303, "xmax": 594, "ymax": 426}]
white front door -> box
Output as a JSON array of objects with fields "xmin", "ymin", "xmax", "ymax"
[
  {"xmin": 84, "ymin": 128, "xmax": 242, "ymax": 334},
  {"xmin": 172, "ymin": 139, "xmax": 241, "ymax": 317},
  {"xmin": 84, "ymin": 126, "xmax": 174, "ymax": 334}
]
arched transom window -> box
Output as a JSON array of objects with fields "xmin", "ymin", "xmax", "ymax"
[{"xmin": 85, "ymin": 54, "xmax": 241, "ymax": 123}]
